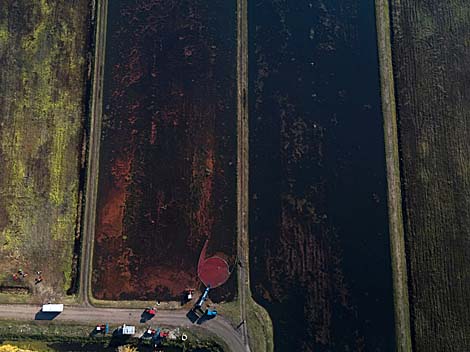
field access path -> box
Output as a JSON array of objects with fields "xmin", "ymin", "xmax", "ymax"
[
  {"xmin": 78, "ymin": 0, "xmax": 107, "ymax": 309},
  {"xmin": 236, "ymin": 0, "xmax": 251, "ymax": 349},
  {"xmin": 0, "ymin": 304, "xmax": 245, "ymax": 352}
]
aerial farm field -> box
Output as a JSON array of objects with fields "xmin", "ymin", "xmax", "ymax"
[
  {"xmin": 92, "ymin": 0, "xmax": 237, "ymax": 301},
  {"xmin": 390, "ymin": 1, "xmax": 470, "ymax": 350},
  {"xmin": 249, "ymin": 0, "xmax": 396, "ymax": 350},
  {"xmin": 0, "ymin": 1, "xmax": 90, "ymax": 301}
]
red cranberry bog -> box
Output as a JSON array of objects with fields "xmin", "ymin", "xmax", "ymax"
[{"xmin": 91, "ymin": 0, "xmax": 237, "ymax": 302}]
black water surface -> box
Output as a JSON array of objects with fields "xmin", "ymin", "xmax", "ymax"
[{"xmin": 249, "ymin": 1, "xmax": 396, "ymax": 351}]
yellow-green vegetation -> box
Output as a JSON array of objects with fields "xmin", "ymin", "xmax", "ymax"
[
  {"xmin": 217, "ymin": 301, "xmax": 241, "ymax": 327},
  {"xmin": 0, "ymin": 0, "xmax": 89, "ymax": 300},
  {"xmin": 0, "ymin": 345, "xmax": 35, "ymax": 352},
  {"xmin": 246, "ymin": 296, "xmax": 273, "ymax": 352},
  {"xmin": 218, "ymin": 295, "xmax": 273, "ymax": 352},
  {"xmin": 0, "ymin": 27, "xmax": 7, "ymax": 45}
]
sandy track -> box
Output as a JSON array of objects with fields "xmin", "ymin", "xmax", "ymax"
[{"xmin": 78, "ymin": 0, "xmax": 108, "ymax": 307}]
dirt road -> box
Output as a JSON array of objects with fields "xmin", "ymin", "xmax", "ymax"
[
  {"xmin": 236, "ymin": 0, "xmax": 251, "ymax": 349},
  {"xmin": 0, "ymin": 304, "xmax": 245, "ymax": 351},
  {"xmin": 375, "ymin": 1, "xmax": 412, "ymax": 351},
  {"xmin": 78, "ymin": 0, "xmax": 108, "ymax": 307}
]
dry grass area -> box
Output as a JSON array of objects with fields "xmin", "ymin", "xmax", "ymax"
[
  {"xmin": 0, "ymin": 1, "xmax": 90, "ymax": 302},
  {"xmin": 375, "ymin": 1, "xmax": 412, "ymax": 350},
  {"xmin": 390, "ymin": 1, "xmax": 470, "ymax": 350}
]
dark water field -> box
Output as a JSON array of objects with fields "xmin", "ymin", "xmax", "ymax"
[
  {"xmin": 249, "ymin": 1, "xmax": 396, "ymax": 351},
  {"xmin": 390, "ymin": 1, "xmax": 470, "ymax": 350},
  {"xmin": 92, "ymin": 0, "xmax": 237, "ymax": 301}
]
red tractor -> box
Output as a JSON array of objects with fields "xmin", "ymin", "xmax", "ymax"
[
  {"xmin": 145, "ymin": 328, "xmax": 169, "ymax": 341},
  {"xmin": 145, "ymin": 307, "xmax": 156, "ymax": 316},
  {"xmin": 142, "ymin": 307, "xmax": 156, "ymax": 322},
  {"xmin": 146, "ymin": 328, "xmax": 157, "ymax": 336},
  {"xmin": 95, "ymin": 323, "xmax": 109, "ymax": 334}
]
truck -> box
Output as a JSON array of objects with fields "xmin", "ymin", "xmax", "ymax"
[
  {"xmin": 144, "ymin": 307, "xmax": 156, "ymax": 316},
  {"xmin": 205, "ymin": 308, "xmax": 217, "ymax": 317},
  {"xmin": 42, "ymin": 304, "xmax": 63, "ymax": 313},
  {"xmin": 120, "ymin": 324, "xmax": 135, "ymax": 335}
]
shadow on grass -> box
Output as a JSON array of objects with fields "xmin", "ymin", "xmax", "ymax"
[{"xmin": 34, "ymin": 311, "xmax": 60, "ymax": 320}]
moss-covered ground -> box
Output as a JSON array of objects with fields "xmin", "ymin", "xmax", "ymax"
[{"xmin": 0, "ymin": 1, "xmax": 90, "ymax": 302}]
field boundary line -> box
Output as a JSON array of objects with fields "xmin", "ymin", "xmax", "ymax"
[
  {"xmin": 375, "ymin": 1, "xmax": 412, "ymax": 351},
  {"xmin": 236, "ymin": 0, "xmax": 274, "ymax": 351},
  {"xmin": 79, "ymin": 0, "xmax": 108, "ymax": 307},
  {"xmin": 236, "ymin": 0, "xmax": 250, "ymax": 348}
]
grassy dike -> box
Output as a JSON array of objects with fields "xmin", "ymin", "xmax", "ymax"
[
  {"xmin": 235, "ymin": 0, "xmax": 274, "ymax": 350},
  {"xmin": 374, "ymin": 1, "xmax": 412, "ymax": 351},
  {"xmin": 245, "ymin": 296, "xmax": 273, "ymax": 352}
]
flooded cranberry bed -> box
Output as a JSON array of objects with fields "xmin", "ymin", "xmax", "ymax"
[
  {"xmin": 249, "ymin": 1, "xmax": 396, "ymax": 350},
  {"xmin": 92, "ymin": 0, "xmax": 237, "ymax": 301}
]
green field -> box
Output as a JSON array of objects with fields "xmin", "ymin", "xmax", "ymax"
[
  {"xmin": 390, "ymin": 1, "xmax": 470, "ymax": 350},
  {"xmin": 0, "ymin": 0, "xmax": 90, "ymax": 301}
]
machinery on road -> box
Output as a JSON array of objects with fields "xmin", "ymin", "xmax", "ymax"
[
  {"xmin": 41, "ymin": 304, "xmax": 63, "ymax": 313},
  {"xmin": 205, "ymin": 308, "xmax": 217, "ymax": 318},
  {"xmin": 188, "ymin": 285, "xmax": 218, "ymax": 323},
  {"xmin": 141, "ymin": 307, "xmax": 157, "ymax": 322},
  {"xmin": 144, "ymin": 307, "xmax": 156, "ymax": 316},
  {"xmin": 195, "ymin": 285, "xmax": 210, "ymax": 309}
]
